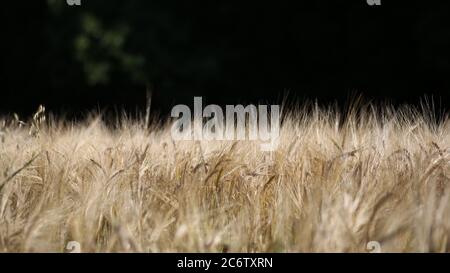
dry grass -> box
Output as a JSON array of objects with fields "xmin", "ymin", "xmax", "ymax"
[{"xmin": 0, "ymin": 104, "xmax": 449, "ymax": 253}]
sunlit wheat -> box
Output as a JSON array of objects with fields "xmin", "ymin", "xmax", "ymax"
[{"xmin": 0, "ymin": 104, "xmax": 448, "ymax": 252}]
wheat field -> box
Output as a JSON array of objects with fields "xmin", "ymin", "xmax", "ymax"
[{"xmin": 0, "ymin": 103, "xmax": 449, "ymax": 253}]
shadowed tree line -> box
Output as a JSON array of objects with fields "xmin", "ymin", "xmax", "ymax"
[{"xmin": 1, "ymin": 1, "xmax": 449, "ymax": 118}]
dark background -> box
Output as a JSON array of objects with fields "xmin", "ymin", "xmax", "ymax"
[{"xmin": 1, "ymin": 0, "xmax": 449, "ymax": 118}]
